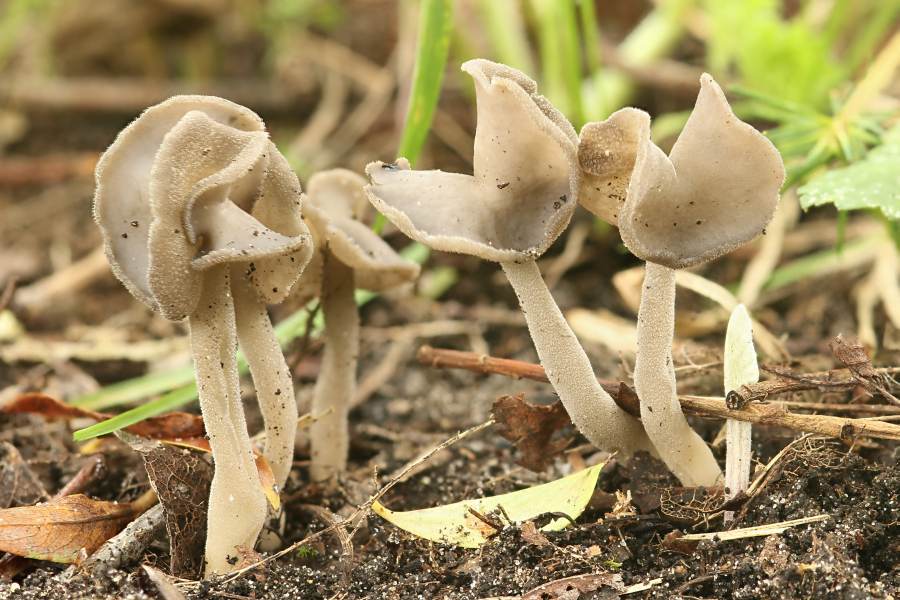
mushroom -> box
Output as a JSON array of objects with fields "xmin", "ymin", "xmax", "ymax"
[
  {"xmin": 579, "ymin": 75, "xmax": 784, "ymax": 486},
  {"xmin": 298, "ymin": 168, "xmax": 420, "ymax": 481},
  {"xmin": 366, "ymin": 59, "xmax": 657, "ymax": 460},
  {"xmin": 93, "ymin": 96, "xmax": 314, "ymax": 575}
]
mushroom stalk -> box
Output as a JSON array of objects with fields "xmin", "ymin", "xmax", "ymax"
[
  {"xmin": 232, "ymin": 270, "xmax": 297, "ymax": 490},
  {"xmin": 190, "ymin": 265, "xmax": 267, "ymax": 575},
  {"xmin": 309, "ymin": 254, "xmax": 359, "ymax": 481},
  {"xmin": 501, "ymin": 260, "xmax": 657, "ymax": 458},
  {"xmin": 635, "ymin": 262, "xmax": 721, "ymax": 487}
]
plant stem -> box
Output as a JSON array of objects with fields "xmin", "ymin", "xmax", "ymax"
[
  {"xmin": 635, "ymin": 262, "xmax": 721, "ymax": 487},
  {"xmin": 309, "ymin": 256, "xmax": 359, "ymax": 481},
  {"xmin": 501, "ymin": 260, "xmax": 656, "ymax": 458},
  {"xmin": 190, "ymin": 265, "xmax": 266, "ymax": 576}
]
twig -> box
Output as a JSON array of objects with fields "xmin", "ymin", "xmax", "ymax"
[
  {"xmin": 678, "ymin": 514, "xmax": 829, "ymax": 541},
  {"xmin": 417, "ymin": 346, "xmax": 900, "ymax": 440}
]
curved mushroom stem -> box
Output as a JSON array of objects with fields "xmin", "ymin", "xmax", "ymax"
[
  {"xmin": 635, "ymin": 261, "xmax": 722, "ymax": 487},
  {"xmin": 309, "ymin": 254, "xmax": 359, "ymax": 481},
  {"xmin": 232, "ymin": 270, "xmax": 298, "ymax": 490},
  {"xmin": 501, "ymin": 260, "xmax": 657, "ymax": 459},
  {"xmin": 190, "ymin": 264, "xmax": 267, "ymax": 576}
]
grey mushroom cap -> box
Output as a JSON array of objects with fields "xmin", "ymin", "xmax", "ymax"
[
  {"xmin": 618, "ymin": 74, "xmax": 785, "ymax": 269},
  {"xmin": 365, "ymin": 59, "xmax": 581, "ymax": 264},
  {"xmin": 94, "ymin": 96, "xmax": 313, "ymax": 320},
  {"xmin": 578, "ymin": 108, "xmax": 650, "ymax": 226},
  {"xmin": 297, "ymin": 168, "xmax": 421, "ymax": 294}
]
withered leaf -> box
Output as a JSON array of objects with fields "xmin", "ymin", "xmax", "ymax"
[
  {"xmin": 491, "ymin": 393, "xmax": 573, "ymax": 472},
  {"xmin": 830, "ymin": 334, "xmax": 900, "ymax": 406},
  {"xmin": 138, "ymin": 564, "xmax": 188, "ymax": 600},
  {"xmin": 3, "ymin": 393, "xmax": 205, "ymax": 439},
  {"xmin": 619, "ymin": 451, "xmax": 676, "ymax": 513},
  {"xmin": 0, "ymin": 494, "xmax": 136, "ymax": 563},
  {"xmin": 118, "ymin": 433, "xmax": 211, "ymax": 578},
  {"xmin": 0, "ymin": 442, "xmax": 48, "ymax": 509},
  {"xmin": 521, "ymin": 572, "xmax": 625, "ymax": 600}
]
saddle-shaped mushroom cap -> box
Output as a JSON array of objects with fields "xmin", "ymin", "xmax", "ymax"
[
  {"xmin": 618, "ymin": 74, "xmax": 784, "ymax": 269},
  {"xmin": 302, "ymin": 169, "xmax": 421, "ymax": 292},
  {"xmin": 578, "ymin": 108, "xmax": 649, "ymax": 226},
  {"xmin": 366, "ymin": 59, "xmax": 580, "ymax": 263},
  {"xmin": 94, "ymin": 96, "xmax": 312, "ymax": 321}
]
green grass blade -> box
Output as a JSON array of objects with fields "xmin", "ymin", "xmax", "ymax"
[
  {"xmin": 70, "ymin": 366, "xmax": 196, "ymax": 411},
  {"xmin": 476, "ymin": 0, "xmax": 535, "ymax": 75},
  {"xmin": 72, "ymin": 384, "xmax": 200, "ymax": 442},
  {"xmin": 372, "ymin": 0, "xmax": 454, "ymax": 235},
  {"xmin": 396, "ymin": 0, "xmax": 454, "ymax": 164}
]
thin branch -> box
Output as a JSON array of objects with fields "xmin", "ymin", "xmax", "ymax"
[{"xmin": 417, "ymin": 345, "xmax": 900, "ymax": 441}]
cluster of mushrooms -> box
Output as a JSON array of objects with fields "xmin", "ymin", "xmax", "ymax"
[{"xmin": 92, "ymin": 59, "xmax": 784, "ymax": 575}]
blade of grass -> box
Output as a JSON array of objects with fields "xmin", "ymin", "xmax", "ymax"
[
  {"xmin": 476, "ymin": 0, "xmax": 535, "ymax": 75},
  {"xmin": 372, "ymin": 0, "xmax": 454, "ymax": 235}
]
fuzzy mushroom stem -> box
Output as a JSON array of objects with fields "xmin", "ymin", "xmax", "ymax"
[
  {"xmin": 190, "ymin": 265, "xmax": 267, "ymax": 575},
  {"xmin": 501, "ymin": 260, "xmax": 657, "ymax": 458},
  {"xmin": 309, "ymin": 254, "xmax": 359, "ymax": 481},
  {"xmin": 635, "ymin": 262, "xmax": 722, "ymax": 487},
  {"xmin": 231, "ymin": 270, "xmax": 297, "ymax": 490}
]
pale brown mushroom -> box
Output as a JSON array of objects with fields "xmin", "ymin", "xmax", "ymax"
[
  {"xmin": 366, "ymin": 59, "xmax": 657, "ymax": 460},
  {"xmin": 298, "ymin": 168, "xmax": 420, "ymax": 481},
  {"xmin": 579, "ymin": 75, "xmax": 784, "ymax": 486},
  {"xmin": 93, "ymin": 96, "xmax": 313, "ymax": 575}
]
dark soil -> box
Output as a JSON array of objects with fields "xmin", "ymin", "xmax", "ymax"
[{"xmin": 3, "ymin": 1, "xmax": 900, "ymax": 599}]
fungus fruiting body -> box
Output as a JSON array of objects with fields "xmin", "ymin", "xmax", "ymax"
[
  {"xmin": 93, "ymin": 96, "xmax": 313, "ymax": 575},
  {"xmin": 366, "ymin": 59, "xmax": 656, "ymax": 460},
  {"xmin": 581, "ymin": 75, "xmax": 784, "ymax": 486},
  {"xmin": 297, "ymin": 169, "xmax": 420, "ymax": 481}
]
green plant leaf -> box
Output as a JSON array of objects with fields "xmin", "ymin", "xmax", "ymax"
[
  {"xmin": 372, "ymin": 462, "xmax": 603, "ymax": 548},
  {"xmin": 798, "ymin": 125, "xmax": 900, "ymax": 219}
]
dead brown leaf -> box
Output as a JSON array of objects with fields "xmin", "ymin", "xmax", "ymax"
[
  {"xmin": 619, "ymin": 451, "xmax": 675, "ymax": 513},
  {"xmin": 3, "ymin": 393, "xmax": 205, "ymax": 439},
  {"xmin": 0, "ymin": 442, "xmax": 48, "ymax": 509},
  {"xmin": 0, "ymin": 494, "xmax": 137, "ymax": 563},
  {"xmin": 830, "ymin": 334, "xmax": 900, "ymax": 406},
  {"xmin": 491, "ymin": 393, "xmax": 573, "ymax": 472},
  {"xmin": 521, "ymin": 572, "xmax": 625, "ymax": 600},
  {"xmin": 118, "ymin": 433, "xmax": 211, "ymax": 578},
  {"xmin": 519, "ymin": 521, "xmax": 551, "ymax": 548}
]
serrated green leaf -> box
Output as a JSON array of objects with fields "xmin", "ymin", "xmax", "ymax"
[
  {"xmin": 373, "ymin": 462, "xmax": 604, "ymax": 548},
  {"xmin": 724, "ymin": 305, "xmax": 759, "ymax": 394},
  {"xmin": 799, "ymin": 125, "xmax": 900, "ymax": 219}
]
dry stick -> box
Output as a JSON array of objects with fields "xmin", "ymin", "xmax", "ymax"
[
  {"xmin": 416, "ymin": 346, "xmax": 900, "ymax": 441},
  {"xmin": 213, "ymin": 419, "xmax": 496, "ymax": 586}
]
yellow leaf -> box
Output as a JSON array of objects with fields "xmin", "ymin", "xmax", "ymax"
[{"xmin": 373, "ymin": 462, "xmax": 604, "ymax": 548}]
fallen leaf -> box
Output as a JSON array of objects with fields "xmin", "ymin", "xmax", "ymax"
[
  {"xmin": 830, "ymin": 334, "xmax": 900, "ymax": 406},
  {"xmin": 0, "ymin": 442, "xmax": 48, "ymax": 509},
  {"xmin": 519, "ymin": 521, "xmax": 551, "ymax": 548},
  {"xmin": 0, "ymin": 494, "xmax": 137, "ymax": 562},
  {"xmin": 521, "ymin": 572, "xmax": 625, "ymax": 600},
  {"xmin": 117, "ymin": 433, "xmax": 211, "ymax": 578},
  {"xmin": 138, "ymin": 564, "xmax": 187, "ymax": 600},
  {"xmin": 373, "ymin": 461, "xmax": 604, "ymax": 548},
  {"xmin": 619, "ymin": 451, "xmax": 675, "ymax": 513},
  {"xmin": 161, "ymin": 437, "xmax": 280, "ymax": 510},
  {"xmin": 3, "ymin": 393, "xmax": 204, "ymax": 439},
  {"xmin": 491, "ymin": 393, "xmax": 573, "ymax": 472}
]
